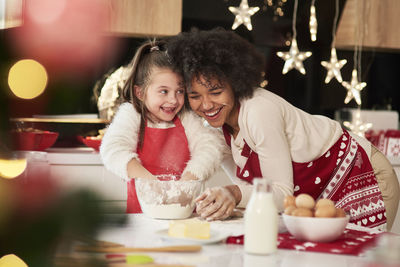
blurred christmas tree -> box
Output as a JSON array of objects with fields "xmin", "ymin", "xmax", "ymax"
[{"xmin": 0, "ymin": 171, "xmax": 127, "ymax": 267}]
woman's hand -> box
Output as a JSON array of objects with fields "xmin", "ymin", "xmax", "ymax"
[{"xmin": 195, "ymin": 185, "xmax": 241, "ymax": 221}]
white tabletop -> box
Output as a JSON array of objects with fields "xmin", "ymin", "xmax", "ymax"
[{"xmin": 91, "ymin": 214, "xmax": 378, "ymax": 267}]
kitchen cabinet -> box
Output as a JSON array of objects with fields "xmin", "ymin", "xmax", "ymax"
[
  {"xmin": 336, "ymin": 0, "xmax": 400, "ymax": 51},
  {"xmin": 105, "ymin": 0, "xmax": 182, "ymax": 37},
  {"xmin": 0, "ymin": 0, "xmax": 23, "ymax": 29},
  {"xmin": 47, "ymin": 148, "xmax": 127, "ymax": 212}
]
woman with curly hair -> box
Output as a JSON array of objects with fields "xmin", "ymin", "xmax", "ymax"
[{"xmin": 166, "ymin": 28, "xmax": 399, "ymax": 230}]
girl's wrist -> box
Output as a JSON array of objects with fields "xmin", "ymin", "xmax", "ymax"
[{"xmin": 181, "ymin": 172, "xmax": 198, "ymax": 181}]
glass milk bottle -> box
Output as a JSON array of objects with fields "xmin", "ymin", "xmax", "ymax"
[{"xmin": 244, "ymin": 178, "xmax": 278, "ymax": 254}]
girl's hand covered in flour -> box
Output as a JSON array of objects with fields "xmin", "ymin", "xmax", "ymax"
[
  {"xmin": 195, "ymin": 185, "xmax": 241, "ymax": 221},
  {"xmin": 180, "ymin": 172, "xmax": 198, "ymax": 181}
]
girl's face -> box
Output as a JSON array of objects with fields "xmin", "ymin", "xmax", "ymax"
[
  {"xmin": 141, "ymin": 68, "xmax": 185, "ymax": 123},
  {"xmin": 188, "ymin": 75, "xmax": 237, "ymax": 129}
]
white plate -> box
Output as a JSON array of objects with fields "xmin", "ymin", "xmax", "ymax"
[{"xmin": 155, "ymin": 229, "xmax": 230, "ymax": 245}]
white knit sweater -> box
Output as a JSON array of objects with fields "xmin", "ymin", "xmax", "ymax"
[
  {"xmin": 100, "ymin": 103, "xmax": 226, "ymax": 181},
  {"xmin": 222, "ymin": 88, "xmax": 372, "ymax": 210}
]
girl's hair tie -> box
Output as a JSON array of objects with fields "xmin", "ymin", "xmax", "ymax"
[{"xmin": 150, "ymin": 46, "xmax": 160, "ymax": 52}]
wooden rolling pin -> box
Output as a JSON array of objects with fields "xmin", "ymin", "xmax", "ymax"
[
  {"xmin": 54, "ymin": 255, "xmax": 195, "ymax": 267},
  {"xmin": 76, "ymin": 237, "xmax": 125, "ymax": 248},
  {"xmin": 75, "ymin": 245, "xmax": 202, "ymax": 253}
]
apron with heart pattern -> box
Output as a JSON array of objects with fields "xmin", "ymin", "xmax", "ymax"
[{"xmin": 222, "ymin": 125, "xmax": 386, "ymax": 229}]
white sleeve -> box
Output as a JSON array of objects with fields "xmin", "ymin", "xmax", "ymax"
[
  {"xmin": 99, "ymin": 103, "xmax": 141, "ymax": 181},
  {"xmin": 181, "ymin": 112, "xmax": 227, "ymax": 181},
  {"xmin": 220, "ymin": 154, "xmax": 253, "ymax": 208},
  {"xmin": 239, "ymin": 100, "xmax": 294, "ymax": 211}
]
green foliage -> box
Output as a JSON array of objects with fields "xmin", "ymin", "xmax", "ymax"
[{"xmin": 0, "ymin": 187, "xmax": 127, "ymax": 267}]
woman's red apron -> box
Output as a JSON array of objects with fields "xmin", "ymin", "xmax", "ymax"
[
  {"xmin": 127, "ymin": 116, "xmax": 190, "ymax": 213},
  {"xmin": 222, "ymin": 126, "xmax": 386, "ymax": 229}
]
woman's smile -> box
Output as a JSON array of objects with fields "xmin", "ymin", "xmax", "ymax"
[
  {"xmin": 204, "ymin": 107, "xmax": 223, "ymax": 119},
  {"xmin": 188, "ymin": 76, "xmax": 238, "ymax": 129}
]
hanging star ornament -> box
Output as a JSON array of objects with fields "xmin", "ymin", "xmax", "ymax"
[
  {"xmin": 321, "ymin": 48, "xmax": 347, "ymax": 83},
  {"xmin": 342, "ymin": 69, "xmax": 367, "ymax": 105},
  {"xmin": 276, "ymin": 38, "xmax": 312, "ymax": 75},
  {"xmin": 229, "ymin": 0, "xmax": 260, "ymax": 31},
  {"xmin": 343, "ymin": 109, "xmax": 372, "ymax": 138}
]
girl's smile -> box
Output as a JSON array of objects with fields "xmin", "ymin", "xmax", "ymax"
[{"xmin": 138, "ymin": 67, "xmax": 185, "ymax": 123}]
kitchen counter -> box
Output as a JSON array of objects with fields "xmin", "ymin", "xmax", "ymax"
[
  {"xmin": 43, "ymin": 147, "xmax": 400, "ymax": 234},
  {"xmin": 45, "ymin": 147, "xmax": 232, "ymax": 205},
  {"xmin": 73, "ymin": 214, "xmax": 385, "ymax": 267}
]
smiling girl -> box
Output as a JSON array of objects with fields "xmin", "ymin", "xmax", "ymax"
[{"xmin": 100, "ymin": 40, "xmax": 225, "ymax": 213}]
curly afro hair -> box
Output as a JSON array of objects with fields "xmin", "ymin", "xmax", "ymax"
[{"xmin": 166, "ymin": 27, "xmax": 266, "ymax": 100}]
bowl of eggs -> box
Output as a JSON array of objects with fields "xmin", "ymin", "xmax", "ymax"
[{"xmin": 282, "ymin": 193, "xmax": 349, "ymax": 243}]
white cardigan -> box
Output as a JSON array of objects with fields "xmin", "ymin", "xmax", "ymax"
[
  {"xmin": 100, "ymin": 103, "xmax": 226, "ymax": 181},
  {"xmin": 222, "ymin": 88, "xmax": 372, "ymax": 210}
]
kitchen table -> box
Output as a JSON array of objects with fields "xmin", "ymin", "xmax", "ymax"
[{"xmin": 72, "ymin": 214, "xmax": 387, "ymax": 267}]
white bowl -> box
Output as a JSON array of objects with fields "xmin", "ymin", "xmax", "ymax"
[
  {"xmin": 135, "ymin": 178, "xmax": 203, "ymax": 220},
  {"xmin": 282, "ymin": 214, "xmax": 350, "ymax": 242}
]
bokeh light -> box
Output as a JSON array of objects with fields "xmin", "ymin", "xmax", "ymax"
[
  {"xmin": 0, "ymin": 254, "xmax": 28, "ymax": 267},
  {"xmin": 0, "ymin": 158, "xmax": 27, "ymax": 179},
  {"xmin": 10, "ymin": 0, "xmax": 114, "ymax": 75},
  {"xmin": 8, "ymin": 59, "xmax": 48, "ymax": 99},
  {"xmin": 26, "ymin": 0, "xmax": 67, "ymax": 24}
]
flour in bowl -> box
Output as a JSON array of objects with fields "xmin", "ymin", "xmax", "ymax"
[
  {"xmin": 136, "ymin": 178, "xmax": 203, "ymax": 219},
  {"xmin": 142, "ymin": 203, "xmax": 195, "ymax": 219}
]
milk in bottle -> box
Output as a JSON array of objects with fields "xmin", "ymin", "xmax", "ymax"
[{"xmin": 244, "ymin": 178, "xmax": 278, "ymax": 254}]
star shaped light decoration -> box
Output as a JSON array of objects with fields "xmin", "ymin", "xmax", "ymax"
[
  {"xmin": 276, "ymin": 38, "xmax": 312, "ymax": 75},
  {"xmin": 321, "ymin": 48, "xmax": 347, "ymax": 83},
  {"xmin": 343, "ymin": 109, "xmax": 372, "ymax": 138},
  {"xmin": 342, "ymin": 69, "xmax": 367, "ymax": 105},
  {"xmin": 228, "ymin": 0, "xmax": 260, "ymax": 31}
]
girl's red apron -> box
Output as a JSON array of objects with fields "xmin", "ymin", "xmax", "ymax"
[
  {"xmin": 222, "ymin": 125, "xmax": 387, "ymax": 229},
  {"xmin": 127, "ymin": 116, "xmax": 190, "ymax": 213}
]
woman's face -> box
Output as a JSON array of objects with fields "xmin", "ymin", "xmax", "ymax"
[{"xmin": 188, "ymin": 75, "xmax": 237, "ymax": 128}]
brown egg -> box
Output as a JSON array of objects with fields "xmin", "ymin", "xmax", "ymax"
[
  {"xmin": 335, "ymin": 208, "xmax": 347, "ymax": 217},
  {"xmin": 292, "ymin": 208, "xmax": 313, "ymax": 217},
  {"xmin": 295, "ymin": 194, "xmax": 315, "ymax": 209},
  {"xmin": 284, "ymin": 195, "xmax": 296, "ymax": 208},
  {"xmin": 314, "ymin": 205, "xmax": 337, "ymax": 218},
  {"xmin": 284, "ymin": 205, "xmax": 296, "ymax": 215},
  {"xmin": 315, "ymin": 198, "xmax": 335, "ymax": 209}
]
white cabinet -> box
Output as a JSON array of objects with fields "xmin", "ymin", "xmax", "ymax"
[{"xmin": 47, "ymin": 148, "xmax": 127, "ymax": 211}]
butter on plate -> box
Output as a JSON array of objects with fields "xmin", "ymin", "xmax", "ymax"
[{"xmin": 168, "ymin": 218, "xmax": 210, "ymax": 239}]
